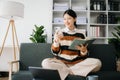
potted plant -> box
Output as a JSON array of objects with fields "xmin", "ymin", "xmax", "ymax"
[
  {"xmin": 108, "ymin": 26, "xmax": 120, "ymax": 58},
  {"xmin": 29, "ymin": 25, "xmax": 47, "ymax": 43},
  {"xmin": 108, "ymin": 26, "xmax": 120, "ymax": 71},
  {"xmin": 116, "ymin": 16, "xmax": 120, "ymax": 24}
]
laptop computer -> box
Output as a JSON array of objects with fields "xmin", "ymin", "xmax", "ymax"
[{"xmin": 29, "ymin": 66, "xmax": 61, "ymax": 80}]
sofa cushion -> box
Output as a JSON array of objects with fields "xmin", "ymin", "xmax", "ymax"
[
  {"xmin": 88, "ymin": 44, "xmax": 117, "ymax": 71},
  {"xmin": 94, "ymin": 71, "xmax": 120, "ymax": 80},
  {"xmin": 12, "ymin": 71, "xmax": 33, "ymax": 80},
  {"xmin": 19, "ymin": 43, "xmax": 53, "ymax": 70}
]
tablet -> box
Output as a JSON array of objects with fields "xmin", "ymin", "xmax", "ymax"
[{"xmin": 29, "ymin": 66, "xmax": 61, "ymax": 80}]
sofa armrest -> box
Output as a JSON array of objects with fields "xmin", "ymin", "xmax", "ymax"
[
  {"xmin": 8, "ymin": 60, "xmax": 19, "ymax": 80},
  {"xmin": 10, "ymin": 60, "xmax": 19, "ymax": 63}
]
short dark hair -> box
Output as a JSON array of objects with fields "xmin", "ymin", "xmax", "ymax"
[{"xmin": 63, "ymin": 9, "xmax": 77, "ymax": 27}]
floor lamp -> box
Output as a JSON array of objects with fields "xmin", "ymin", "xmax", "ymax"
[
  {"xmin": 0, "ymin": 19, "xmax": 20, "ymax": 60},
  {"xmin": 0, "ymin": 1, "xmax": 24, "ymax": 57},
  {"xmin": 0, "ymin": 1, "xmax": 24, "ymax": 76}
]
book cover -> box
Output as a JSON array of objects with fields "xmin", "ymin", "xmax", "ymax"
[{"xmin": 68, "ymin": 38, "xmax": 95, "ymax": 50}]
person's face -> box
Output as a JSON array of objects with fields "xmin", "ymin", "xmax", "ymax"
[{"xmin": 63, "ymin": 13, "xmax": 76, "ymax": 30}]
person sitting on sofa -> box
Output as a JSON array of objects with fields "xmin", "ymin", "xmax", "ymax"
[{"xmin": 41, "ymin": 9, "xmax": 102, "ymax": 80}]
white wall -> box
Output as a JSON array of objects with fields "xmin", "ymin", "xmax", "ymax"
[
  {"xmin": 0, "ymin": 0, "xmax": 53, "ymax": 46},
  {"xmin": 0, "ymin": 0, "xmax": 53, "ymax": 71}
]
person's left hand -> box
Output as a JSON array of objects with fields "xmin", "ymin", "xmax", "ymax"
[{"xmin": 76, "ymin": 44, "xmax": 88, "ymax": 53}]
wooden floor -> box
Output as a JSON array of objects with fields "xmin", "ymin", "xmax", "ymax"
[
  {"xmin": 0, "ymin": 77, "xmax": 8, "ymax": 80},
  {"xmin": 0, "ymin": 72, "xmax": 9, "ymax": 80}
]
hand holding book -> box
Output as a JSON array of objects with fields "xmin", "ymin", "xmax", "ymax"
[
  {"xmin": 76, "ymin": 44, "xmax": 88, "ymax": 54},
  {"xmin": 69, "ymin": 38, "xmax": 95, "ymax": 50}
]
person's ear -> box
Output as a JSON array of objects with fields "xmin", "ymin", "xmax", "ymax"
[{"xmin": 75, "ymin": 18, "xmax": 77, "ymax": 22}]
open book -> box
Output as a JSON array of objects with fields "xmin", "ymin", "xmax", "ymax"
[{"xmin": 68, "ymin": 38, "xmax": 95, "ymax": 50}]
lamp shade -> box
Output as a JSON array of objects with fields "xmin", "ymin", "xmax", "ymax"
[{"xmin": 0, "ymin": 1, "xmax": 24, "ymax": 20}]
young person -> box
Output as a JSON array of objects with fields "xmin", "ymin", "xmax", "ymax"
[{"xmin": 41, "ymin": 9, "xmax": 102, "ymax": 80}]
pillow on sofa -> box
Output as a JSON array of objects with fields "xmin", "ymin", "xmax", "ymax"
[{"xmin": 88, "ymin": 44, "xmax": 117, "ymax": 71}]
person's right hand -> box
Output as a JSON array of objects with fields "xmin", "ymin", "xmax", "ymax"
[{"xmin": 54, "ymin": 31, "xmax": 63, "ymax": 43}]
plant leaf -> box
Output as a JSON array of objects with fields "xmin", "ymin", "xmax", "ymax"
[{"xmin": 29, "ymin": 25, "xmax": 47, "ymax": 43}]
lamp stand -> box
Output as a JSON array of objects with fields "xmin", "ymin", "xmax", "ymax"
[{"xmin": 0, "ymin": 19, "xmax": 20, "ymax": 60}]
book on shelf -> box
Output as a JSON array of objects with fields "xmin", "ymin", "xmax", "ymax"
[
  {"xmin": 72, "ymin": 6, "xmax": 87, "ymax": 11},
  {"xmin": 54, "ymin": 3, "xmax": 68, "ymax": 11},
  {"xmin": 89, "ymin": 26, "xmax": 100, "ymax": 37},
  {"xmin": 54, "ymin": 3, "xmax": 68, "ymax": 7},
  {"xmin": 53, "ymin": 17, "xmax": 64, "ymax": 24},
  {"xmin": 77, "ymin": 17, "xmax": 87, "ymax": 24},
  {"xmin": 68, "ymin": 38, "xmax": 95, "ymax": 50}
]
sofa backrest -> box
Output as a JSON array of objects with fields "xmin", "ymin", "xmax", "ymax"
[
  {"xmin": 88, "ymin": 44, "xmax": 117, "ymax": 71},
  {"xmin": 19, "ymin": 43, "xmax": 117, "ymax": 71},
  {"xmin": 19, "ymin": 43, "xmax": 53, "ymax": 70}
]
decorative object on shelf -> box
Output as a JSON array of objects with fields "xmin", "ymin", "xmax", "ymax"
[
  {"xmin": 29, "ymin": 25, "xmax": 47, "ymax": 43},
  {"xmin": 108, "ymin": 1, "xmax": 119, "ymax": 11},
  {"xmin": 0, "ymin": 1, "xmax": 24, "ymax": 60},
  {"xmin": 91, "ymin": 1, "xmax": 105, "ymax": 10},
  {"xmin": 108, "ymin": 13, "xmax": 117, "ymax": 24},
  {"xmin": 97, "ymin": 14, "xmax": 107, "ymax": 24}
]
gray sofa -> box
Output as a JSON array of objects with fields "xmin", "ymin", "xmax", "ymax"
[{"xmin": 11, "ymin": 43, "xmax": 120, "ymax": 80}]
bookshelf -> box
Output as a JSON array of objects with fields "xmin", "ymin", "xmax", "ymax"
[{"xmin": 52, "ymin": 0, "xmax": 120, "ymax": 44}]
